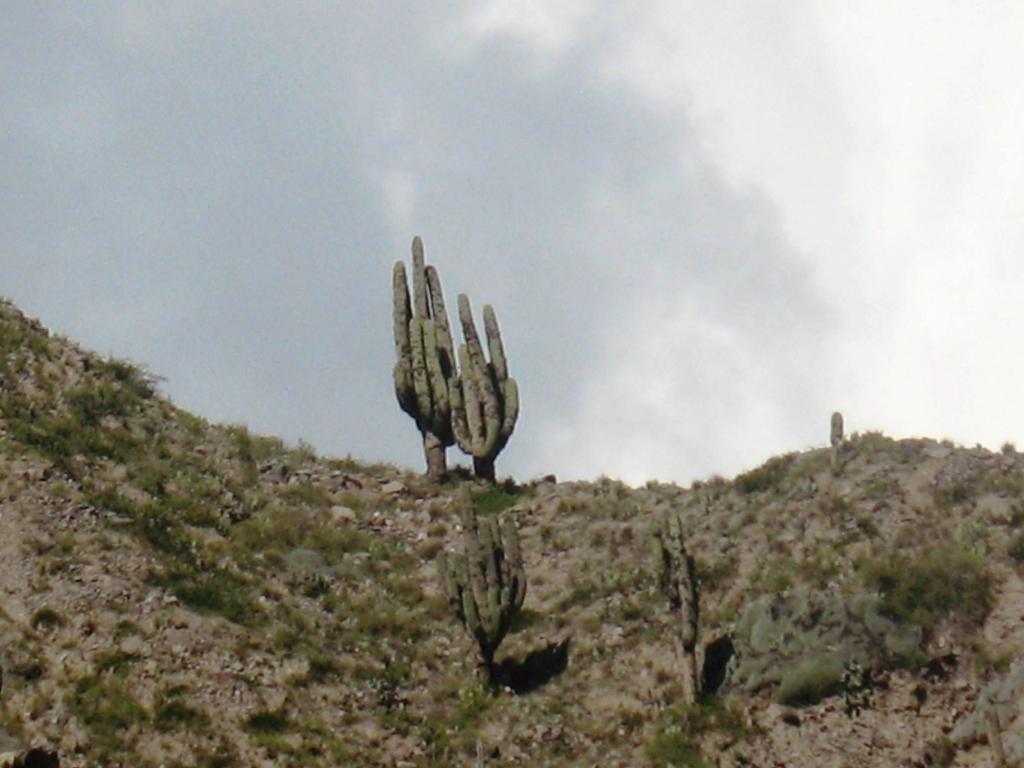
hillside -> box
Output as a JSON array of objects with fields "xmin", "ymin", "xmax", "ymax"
[{"xmin": 0, "ymin": 298, "xmax": 1021, "ymax": 767}]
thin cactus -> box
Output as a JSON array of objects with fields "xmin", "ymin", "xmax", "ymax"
[
  {"xmin": 830, "ymin": 411, "xmax": 844, "ymax": 474},
  {"xmin": 450, "ymin": 295, "xmax": 519, "ymax": 482},
  {"xmin": 653, "ymin": 509, "xmax": 700, "ymax": 703},
  {"xmin": 438, "ymin": 506, "xmax": 526, "ymax": 684},
  {"xmin": 986, "ymin": 709, "xmax": 1006, "ymax": 768},
  {"xmin": 393, "ymin": 236, "xmax": 456, "ymax": 480}
]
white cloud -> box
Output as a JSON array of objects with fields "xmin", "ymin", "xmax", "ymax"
[
  {"xmin": 592, "ymin": 2, "xmax": 1024, "ymax": 452},
  {"xmin": 460, "ymin": 0, "xmax": 594, "ymax": 52}
]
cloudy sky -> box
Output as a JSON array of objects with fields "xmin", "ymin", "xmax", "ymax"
[{"xmin": 5, "ymin": 2, "xmax": 1024, "ymax": 485}]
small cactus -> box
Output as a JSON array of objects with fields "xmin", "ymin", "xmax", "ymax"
[
  {"xmin": 986, "ymin": 709, "xmax": 1006, "ymax": 767},
  {"xmin": 653, "ymin": 509, "xmax": 700, "ymax": 703},
  {"xmin": 830, "ymin": 411, "xmax": 844, "ymax": 474},
  {"xmin": 393, "ymin": 237, "xmax": 457, "ymax": 480},
  {"xmin": 438, "ymin": 505, "xmax": 526, "ymax": 684},
  {"xmin": 450, "ymin": 295, "xmax": 519, "ymax": 482}
]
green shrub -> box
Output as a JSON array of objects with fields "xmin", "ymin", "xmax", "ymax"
[
  {"xmin": 645, "ymin": 731, "xmax": 704, "ymax": 767},
  {"xmin": 858, "ymin": 545, "xmax": 993, "ymax": 632},
  {"xmin": 933, "ymin": 478, "xmax": 977, "ymax": 510},
  {"xmin": 154, "ymin": 692, "xmax": 209, "ymax": 732},
  {"xmin": 472, "ymin": 486, "xmax": 520, "ymax": 516},
  {"xmin": 305, "ymin": 653, "xmax": 341, "ymax": 683},
  {"xmin": 776, "ymin": 655, "xmax": 844, "ymax": 706},
  {"xmin": 92, "ymin": 357, "xmax": 158, "ymax": 401},
  {"xmin": 67, "ymin": 675, "xmax": 148, "ymax": 751},
  {"xmin": 1009, "ymin": 532, "xmax": 1024, "ymax": 563},
  {"xmin": 245, "ymin": 710, "xmax": 291, "ymax": 734},
  {"xmin": 162, "ymin": 568, "xmax": 260, "ymax": 626},
  {"xmin": 645, "ymin": 699, "xmax": 746, "ymax": 767},
  {"xmin": 735, "ymin": 454, "xmax": 795, "ymax": 495},
  {"xmin": 30, "ymin": 607, "xmax": 63, "ymax": 630},
  {"xmin": 0, "ymin": 398, "xmax": 144, "ymax": 469},
  {"xmin": 95, "ymin": 650, "xmax": 140, "ymax": 675}
]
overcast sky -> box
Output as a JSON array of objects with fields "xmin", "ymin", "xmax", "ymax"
[{"xmin": 5, "ymin": 2, "xmax": 1024, "ymax": 485}]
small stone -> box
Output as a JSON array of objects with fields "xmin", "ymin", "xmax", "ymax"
[{"xmin": 331, "ymin": 506, "xmax": 357, "ymax": 523}]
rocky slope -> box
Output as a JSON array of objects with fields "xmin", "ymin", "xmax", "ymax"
[{"xmin": 0, "ymin": 299, "xmax": 1021, "ymax": 767}]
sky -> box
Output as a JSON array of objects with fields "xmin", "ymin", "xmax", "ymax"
[{"xmin": 5, "ymin": 2, "xmax": 1024, "ymax": 486}]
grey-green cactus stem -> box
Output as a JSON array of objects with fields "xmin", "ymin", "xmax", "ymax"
[
  {"xmin": 450, "ymin": 294, "xmax": 520, "ymax": 482},
  {"xmin": 392, "ymin": 236, "xmax": 456, "ymax": 481},
  {"xmin": 437, "ymin": 506, "xmax": 526, "ymax": 684},
  {"xmin": 830, "ymin": 411, "xmax": 844, "ymax": 475},
  {"xmin": 987, "ymin": 709, "xmax": 1006, "ymax": 767},
  {"xmin": 653, "ymin": 509, "xmax": 700, "ymax": 704}
]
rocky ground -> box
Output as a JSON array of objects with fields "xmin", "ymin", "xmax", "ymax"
[{"xmin": 0, "ymin": 299, "xmax": 1021, "ymax": 767}]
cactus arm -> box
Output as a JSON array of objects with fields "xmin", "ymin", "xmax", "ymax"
[
  {"xmin": 421, "ymin": 320, "xmax": 451, "ymax": 435},
  {"xmin": 393, "ymin": 262, "xmax": 417, "ymax": 417},
  {"xmin": 426, "ymin": 265, "xmax": 455, "ymax": 378},
  {"xmin": 450, "ymin": 374, "xmax": 471, "ymax": 447},
  {"xmin": 483, "ymin": 305, "xmax": 508, "ymax": 381},
  {"xmin": 502, "ymin": 516, "xmax": 526, "ymax": 609},
  {"xmin": 411, "ymin": 236, "xmax": 429, "ymax": 319},
  {"xmin": 498, "ymin": 378, "xmax": 519, "ymax": 450},
  {"xmin": 463, "ymin": 508, "xmax": 491, "ymax": 632},
  {"xmin": 409, "ymin": 318, "xmax": 433, "ymax": 426},
  {"xmin": 455, "ymin": 345, "xmax": 481, "ymax": 454},
  {"xmin": 438, "ymin": 553, "xmax": 467, "ymax": 625},
  {"xmin": 480, "ymin": 516, "xmax": 501, "ymax": 594}
]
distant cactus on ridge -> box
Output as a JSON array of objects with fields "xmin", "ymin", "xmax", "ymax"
[
  {"xmin": 831, "ymin": 411, "xmax": 844, "ymax": 474},
  {"xmin": 653, "ymin": 509, "xmax": 700, "ymax": 703},
  {"xmin": 392, "ymin": 237, "xmax": 457, "ymax": 480}
]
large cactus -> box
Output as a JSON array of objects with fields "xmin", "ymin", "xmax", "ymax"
[
  {"xmin": 438, "ymin": 506, "xmax": 527, "ymax": 684},
  {"xmin": 450, "ymin": 294, "xmax": 519, "ymax": 482},
  {"xmin": 393, "ymin": 236, "xmax": 457, "ymax": 480},
  {"xmin": 653, "ymin": 509, "xmax": 700, "ymax": 703}
]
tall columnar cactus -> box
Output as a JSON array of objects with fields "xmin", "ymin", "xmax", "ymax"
[
  {"xmin": 393, "ymin": 237, "xmax": 457, "ymax": 480},
  {"xmin": 987, "ymin": 709, "xmax": 1006, "ymax": 768},
  {"xmin": 438, "ymin": 506, "xmax": 527, "ymax": 684},
  {"xmin": 653, "ymin": 509, "xmax": 700, "ymax": 704},
  {"xmin": 830, "ymin": 411, "xmax": 844, "ymax": 474},
  {"xmin": 450, "ymin": 294, "xmax": 519, "ymax": 482}
]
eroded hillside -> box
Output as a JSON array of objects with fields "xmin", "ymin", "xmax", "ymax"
[{"xmin": 0, "ymin": 300, "xmax": 1021, "ymax": 767}]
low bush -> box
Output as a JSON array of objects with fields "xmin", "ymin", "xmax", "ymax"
[
  {"xmin": 776, "ymin": 655, "xmax": 844, "ymax": 706},
  {"xmin": 645, "ymin": 699, "xmax": 747, "ymax": 767},
  {"xmin": 734, "ymin": 454, "xmax": 795, "ymax": 495},
  {"xmin": 857, "ymin": 545, "xmax": 993, "ymax": 632}
]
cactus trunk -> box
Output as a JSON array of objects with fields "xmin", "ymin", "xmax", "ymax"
[
  {"xmin": 423, "ymin": 432, "xmax": 446, "ymax": 483},
  {"xmin": 473, "ymin": 456, "xmax": 495, "ymax": 483}
]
